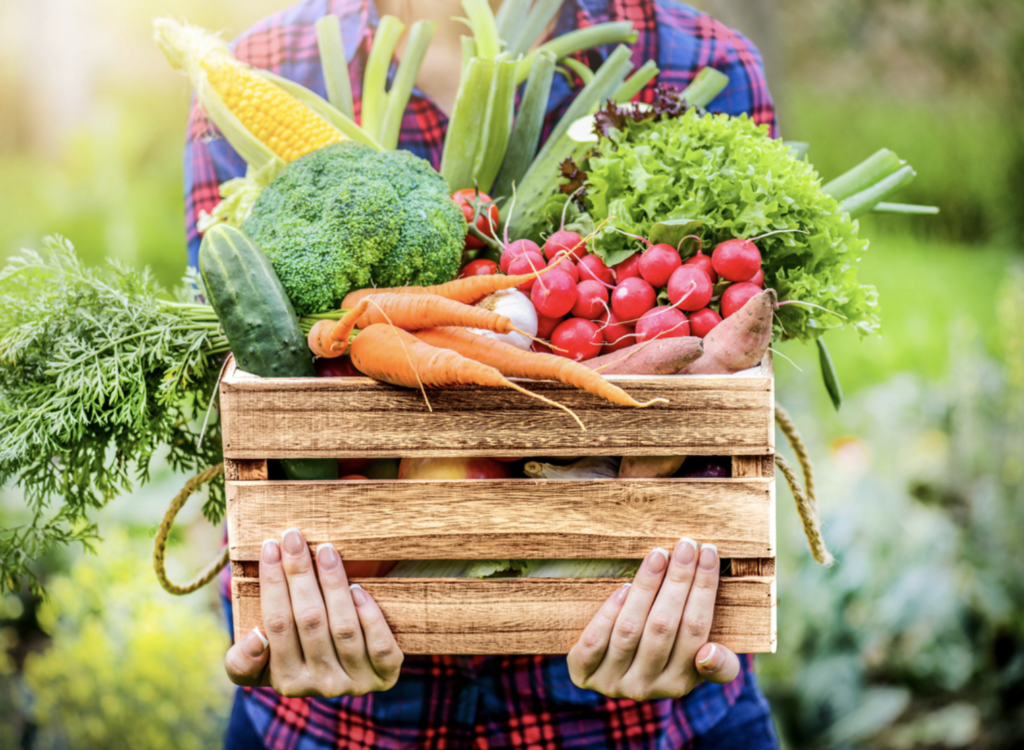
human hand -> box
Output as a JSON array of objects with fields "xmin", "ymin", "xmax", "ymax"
[
  {"xmin": 567, "ymin": 539, "xmax": 741, "ymax": 700},
  {"xmin": 224, "ymin": 528, "xmax": 403, "ymax": 697}
]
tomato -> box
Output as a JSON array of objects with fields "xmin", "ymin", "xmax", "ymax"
[
  {"xmin": 458, "ymin": 259, "xmax": 499, "ymax": 278},
  {"xmin": 452, "ymin": 189, "xmax": 500, "ymax": 250}
]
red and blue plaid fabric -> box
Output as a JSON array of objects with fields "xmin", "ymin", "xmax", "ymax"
[{"xmin": 202, "ymin": 1, "xmax": 777, "ymax": 746}]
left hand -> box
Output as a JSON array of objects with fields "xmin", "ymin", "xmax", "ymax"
[{"xmin": 567, "ymin": 539, "xmax": 741, "ymax": 700}]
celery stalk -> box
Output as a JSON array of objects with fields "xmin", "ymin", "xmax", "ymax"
[
  {"xmin": 679, "ymin": 66, "xmax": 729, "ymax": 108},
  {"xmin": 872, "ymin": 202, "xmax": 940, "ymax": 215},
  {"xmin": 614, "ymin": 59, "xmax": 659, "ymax": 102},
  {"xmin": 315, "ymin": 15, "xmax": 354, "ymax": 119},
  {"xmin": 516, "ymin": 21, "xmax": 638, "ymax": 83},
  {"xmin": 362, "ymin": 15, "xmax": 405, "ymax": 141},
  {"xmin": 256, "ymin": 71, "xmax": 382, "ymax": 150},
  {"xmin": 840, "ymin": 165, "xmax": 917, "ymax": 218},
  {"xmin": 495, "ymin": 0, "xmax": 530, "ymax": 46},
  {"xmin": 473, "ymin": 57, "xmax": 519, "ymax": 193},
  {"xmin": 507, "ymin": 0, "xmax": 565, "ymax": 57},
  {"xmin": 461, "ymin": 0, "xmax": 501, "ymax": 59},
  {"xmin": 493, "ymin": 49, "xmax": 557, "ymax": 198},
  {"xmin": 440, "ymin": 57, "xmax": 496, "ymax": 191},
  {"xmin": 561, "ymin": 57, "xmax": 595, "ymax": 85},
  {"xmin": 461, "ymin": 36, "xmax": 477, "ymax": 77},
  {"xmin": 379, "ymin": 20, "xmax": 438, "ymax": 151},
  {"xmin": 821, "ymin": 149, "xmax": 904, "ymax": 202}
]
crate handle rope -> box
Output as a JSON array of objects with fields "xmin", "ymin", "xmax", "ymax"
[
  {"xmin": 153, "ymin": 463, "xmax": 228, "ymax": 595},
  {"xmin": 775, "ymin": 404, "xmax": 834, "ymax": 566}
]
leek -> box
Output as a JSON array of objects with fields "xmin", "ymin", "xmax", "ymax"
[
  {"xmin": 561, "ymin": 57, "xmax": 595, "ymax": 85},
  {"xmin": 614, "ymin": 59, "xmax": 660, "ymax": 103},
  {"xmin": 679, "ymin": 66, "xmax": 729, "ymax": 108},
  {"xmin": 839, "ymin": 165, "xmax": 917, "ymax": 218},
  {"xmin": 516, "ymin": 21, "xmax": 638, "ymax": 83},
  {"xmin": 379, "ymin": 20, "xmax": 438, "ymax": 151},
  {"xmin": 872, "ymin": 202, "xmax": 940, "ymax": 215},
  {"xmin": 440, "ymin": 57, "xmax": 496, "ymax": 191},
  {"xmin": 459, "ymin": 0, "xmax": 501, "ymax": 59},
  {"xmin": 495, "ymin": 0, "xmax": 532, "ymax": 48},
  {"xmin": 315, "ymin": 15, "xmax": 354, "ymax": 119},
  {"xmin": 361, "ymin": 15, "xmax": 405, "ymax": 141},
  {"xmin": 821, "ymin": 148, "xmax": 904, "ymax": 202},
  {"xmin": 493, "ymin": 49, "xmax": 557, "ymax": 198},
  {"xmin": 507, "ymin": 0, "xmax": 565, "ymax": 57},
  {"xmin": 473, "ymin": 57, "xmax": 519, "ymax": 193}
]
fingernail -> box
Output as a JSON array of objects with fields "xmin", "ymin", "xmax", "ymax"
[
  {"xmin": 646, "ymin": 547, "xmax": 669, "ymax": 574},
  {"xmin": 261, "ymin": 539, "xmax": 281, "ymax": 564},
  {"xmin": 282, "ymin": 527, "xmax": 305, "ymax": 557},
  {"xmin": 316, "ymin": 543, "xmax": 341, "ymax": 571},
  {"xmin": 675, "ymin": 537, "xmax": 698, "ymax": 565},
  {"xmin": 699, "ymin": 544, "xmax": 719, "ymax": 570},
  {"xmin": 242, "ymin": 627, "xmax": 269, "ymax": 658},
  {"xmin": 615, "ymin": 582, "xmax": 631, "ymax": 604},
  {"xmin": 349, "ymin": 583, "xmax": 367, "ymax": 606},
  {"xmin": 697, "ymin": 643, "xmax": 721, "ymax": 672}
]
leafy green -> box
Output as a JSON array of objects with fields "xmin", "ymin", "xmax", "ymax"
[
  {"xmin": 0, "ymin": 237, "xmax": 227, "ymax": 593},
  {"xmin": 578, "ymin": 108, "xmax": 880, "ymax": 342}
]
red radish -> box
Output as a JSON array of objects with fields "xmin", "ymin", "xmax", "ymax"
[
  {"xmin": 546, "ymin": 253, "xmax": 579, "ymax": 282},
  {"xmin": 638, "ymin": 244, "xmax": 683, "ymax": 287},
  {"xmin": 611, "ymin": 277, "xmax": 656, "ymax": 321},
  {"xmin": 458, "ymin": 259, "xmax": 498, "ymax": 278},
  {"xmin": 508, "ymin": 250, "xmax": 547, "ymax": 291},
  {"xmin": 684, "ymin": 250, "xmax": 717, "ymax": 284},
  {"xmin": 532, "ymin": 340, "xmax": 553, "ymax": 354},
  {"xmin": 597, "ymin": 309, "xmax": 636, "ymax": 352},
  {"xmin": 688, "ymin": 307, "xmax": 722, "ymax": 338},
  {"xmin": 544, "ymin": 230, "xmax": 587, "ymax": 261},
  {"xmin": 636, "ymin": 306, "xmax": 690, "ymax": 342},
  {"xmin": 501, "ymin": 238, "xmax": 542, "ymax": 273},
  {"xmin": 536, "ymin": 313, "xmax": 563, "ymax": 339},
  {"xmin": 721, "ymin": 282, "xmax": 762, "ymax": 317},
  {"xmin": 711, "ymin": 229, "xmax": 804, "ymax": 283},
  {"xmin": 572, "ymin": 280, "xmax": 609, "ymax": 319},
  {"xmin": 551, "ymin": 318, "xmax": 603, "ymax": 361},
  {"xmin": 667, "ymin": 265, "xmax": 713, "ymax": 311},
  {"xmin": 748, "ymin": 268, "xmax": 765, "ymax": 287},
  {"xmin": 578, "ymin": 254, "xmax": 614, "ymax": 286},
  {"xmin": 531, "ymin": 269, "xmax": 577, "ymax": 318},
  {"xmin": 613, "ymin": 253, "xmax": 642, "ymax": 282}
]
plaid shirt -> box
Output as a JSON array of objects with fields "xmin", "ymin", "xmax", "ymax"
[{"xmin": 199, "ymin": 1, "xmax": 776, "ymax": 746}]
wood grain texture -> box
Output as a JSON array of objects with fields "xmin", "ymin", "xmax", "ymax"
[
  {"xmin": 220, "ymin": 358, "xmax": 774, "ymax": 458},
  {"xmin": 231, "ymin": 577, "xmax": 777, "ymax": 654},
  {"xmin": 226, "ymin": 478, "xmax": 775, "ymax": 561}
]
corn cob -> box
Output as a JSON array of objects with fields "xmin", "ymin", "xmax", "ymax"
[{"xmin": 155, "ymin": 18, "xmax": 345, "ymax": 164}]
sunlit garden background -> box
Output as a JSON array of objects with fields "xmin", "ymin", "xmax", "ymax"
[{"xmin": 1, "ymin": 0, "xmax": 1022, "ymax": 747}]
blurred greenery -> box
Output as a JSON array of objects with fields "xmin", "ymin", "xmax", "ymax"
[{"xmin": 0, "ymin": 0, "xmax": 1022, "ymax": 748}]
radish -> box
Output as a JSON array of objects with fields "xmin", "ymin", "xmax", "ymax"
[
  {"xmin": 688, "ymin": 307, "xmax": 722, "ymax": 338},
  {"xmin": 667, "ymin": 265, "xmax": 713, "ymax": 311},
  {"xmin": 544, "ymin": 230, "xmax": 587, "ymax": 261},
  {"xmin": 636, "ymin": 306, "xmax": 690, "ymax": 342},
  {"xmin": 551, "ymin": 318, "xmax": 603, "ymax": 361},
  {"xmin": 611, "ymin": 276, "xmax": 656, "ymax": 321},
  {"xmin": 638, "ymin": 244, "xmax": 683, "ymax": 287},
  {"xmin": 578, "ymin": 254, "xmax": 615, "ymax": 286},
  {"xmin": 500, "ymin": 238, "xmax": 541, "ymax": 273},
  {"xmin": 572, "ymin": 280, "xmax": 609, "ymax": 319},
  {"xmin": 748, "ymin": 268, "xmax": 765, "ymax": 287},
  {"xmin": 532, "ymin": 340, "xmax": 553, "ymax": 354},
  {"xmin": 531, "ymin": 269, "xmax": 577, "ymax": 318},
  {"xmin": 683, "ymin": 249, "xmax": 717, "ymax": 284},
  {"xmin": 711, "ymin": 229, "xmax": 805, "ymax": 283},
  {"xmin": 597, "ymin": 309, "xmax": 636, "ymax": 352},
  {"xmin": 536, "ymin": 312, "xmax": 563, "ymax": 340},
  {"xmin": 546, "ymin": 253, "xmax": 579, "ymax": 282},
  {"xmin": 508, "ymin": 250, "xmax": 547, "ymax": 291},
  {"xmin": 613, "ymin": 253, "xmax": 641, "ymax": 282},
  {"xmin": 721, "ymin": 281, "xmax": 762, "ymax": 318}
]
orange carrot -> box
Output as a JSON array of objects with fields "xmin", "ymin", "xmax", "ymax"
[
  {"xmin": 350, "ymin": 324, "xmax": 585, "ymax": 428},
  {"xmin": 308, "ymin": 292, "xmax": 520, "ymax": 358},
  {"xmin": 413, "ymin": 327, "xmax": 668, "ymax": 408}
]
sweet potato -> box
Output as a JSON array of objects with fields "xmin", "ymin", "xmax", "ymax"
[
  {"xmin": 618, "ymin": 455, "xmax": 687, "ymax": 478},
  {"xmin": 582, "ymin": 337, "xmax": 703, "ymax": 375},
  {"xmin": 680, "ymin": 289, "xmax": 776, "ymax": 375}
]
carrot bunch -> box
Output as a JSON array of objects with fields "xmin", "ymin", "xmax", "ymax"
[{"xmin": 306, "ymin": 269, "xmax": 667, "ymax": 427}]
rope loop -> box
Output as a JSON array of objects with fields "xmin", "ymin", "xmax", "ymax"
[
  {"xmin": 775, "ymin": 404, "xmax": 835, "ymax": 566},
  {"xmin": 152, "ymin": 463, "xmax": 228, "ymax": 595}
]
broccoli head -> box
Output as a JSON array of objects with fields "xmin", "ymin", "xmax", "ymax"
[{"xmin": 243, "ymin": 142, "xmax": 466, "ymax": 315}]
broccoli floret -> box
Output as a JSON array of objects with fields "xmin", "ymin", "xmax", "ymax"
[{"xmin": 243, "ymin": 142, "xmax": 465, "ymax": 315}]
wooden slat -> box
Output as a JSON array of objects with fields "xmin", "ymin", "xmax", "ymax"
[
  {"xmin": 226, "ymin": 478, "xmax": 775, "ymax": 561},
  {"xmin": 232, "ymin": 577, "xmax": 776, "ymax": 654},
  {"xmin": 220, "ymin": 359, "xmax": 774, "ymax": 458}
]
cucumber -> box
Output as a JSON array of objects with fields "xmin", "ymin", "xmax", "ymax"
[{"xmin": 200, "ymin": 225, "xmax": 338, "ymax": 481}]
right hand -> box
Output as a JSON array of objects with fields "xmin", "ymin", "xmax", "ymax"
[{"xmin": 224, "ymin": 528, "xmax": 404, "ymax": 697}]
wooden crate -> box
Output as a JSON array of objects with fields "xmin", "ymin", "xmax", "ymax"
[{"xmin": 222, "ymin": 357, "xmax": 777, "ymax": 654}]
